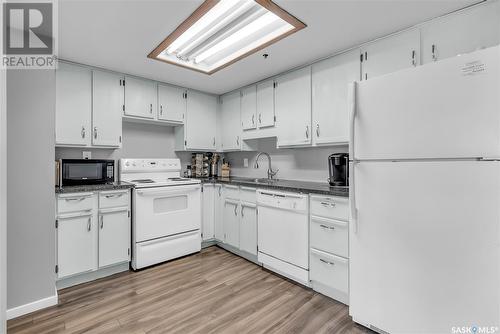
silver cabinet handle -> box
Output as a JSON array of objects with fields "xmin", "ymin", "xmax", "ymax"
[
  {"xmin": 252, "ymin": 114, "xmax": 255, "ymax": 125},
  {"xmin": 432, "ymin": 44, "xmax": 437, "ymax": 61},
  {"xmin": 81, "ymin": 126, "xmax": 86, "ymax": 138},
  {"xmin": 94, "ymin": 127, "xmax": 98, "ymax": 139},
  {"xmin": 305, "ymin": 126, "xmax": 309, "ymax": 139},
  {"xmin": 320, "ymin": 224, "xmax": 335, "ymax": 230},
  {"xmin": 105, "ymin": 193, "xmax": 124, "ymax": 199},
  {"xmin": 213, "ymin": 137, "xmax": 216, "ymax": 147},
  {"xmin": 218, "ymin": 186, "xmax": 221, "ymax": 196},
  {"xmin": 411, "ymin": 50, "xmax": 417, "ymax": 67},
  {"xmin": 150, "ymin": 103, "xmax": 153, "ymax": 113},
  {"xmin": 320, "ymin": 258, "xmax": 335, "ymax": 266},
  {"xmin": 234, "ymin": 204, "xmax": 238, "ymax": 216},
  {"xmin": 160, "ymin": 105, "xmax": 163, "ymax": 116},
  {"xmin": 236, "ymin": 136, "xmax": 240, "ymax": 146},
  {"xmin": 258, "ymin": 113, "xmax": 262, "ymax": 124},
  {"xmin": 241, "ymin": 206, "xmax": 244, "ymax": 217},
  {"xmin": 100, "ymin": 215, "xmax": 104, "ymax": 229},
  {"xmin": 65, "ymin": 197, "xmax": 86, "ymax": 202},
  {"xmin": 316, "ymin": 124, "xmax": 320, "ymax": 137},
  {"xmin": 87, "ymin": 217, "xmax": 91, "ymax": 232}
]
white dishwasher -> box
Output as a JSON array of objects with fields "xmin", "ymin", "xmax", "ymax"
[{"xmin": 257, "ymin": 189, "xmax": 309, "ymax": 286}]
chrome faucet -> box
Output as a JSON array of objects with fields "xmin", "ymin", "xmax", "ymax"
[{"xmin": 254, "ymin": 152, "xmax": 279, "ymax": 180}]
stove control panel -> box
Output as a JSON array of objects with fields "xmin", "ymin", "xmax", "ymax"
[{"xmin": 120, "ymin": 159, "xmax": 181, "ymax": 173}]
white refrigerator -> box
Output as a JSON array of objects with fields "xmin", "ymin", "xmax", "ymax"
[{"xmin": 349, "ymin": 46, "xmax": 500, "ymax": 333}]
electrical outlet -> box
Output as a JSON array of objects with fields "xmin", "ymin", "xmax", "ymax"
[
  {"xmin": 82, "ymin": 151, "xmax": 91, "ymax": 159},
  {"xmin": 243, "ymin": 158, "xmax": 249, "ymax": 168}
]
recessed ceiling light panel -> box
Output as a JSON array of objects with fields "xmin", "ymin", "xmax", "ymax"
[{"xmin": 148, "ymin": 0, "xmax": 306, "ymax": 74}]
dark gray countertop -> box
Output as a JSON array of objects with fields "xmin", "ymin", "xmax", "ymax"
[
  {"xmin": 55, "ymin": 181, "xmax": 134, "ymax": 194},
  {"xmin": 198, "ymin": 177, "xmax": 349, "ymax": 197}
]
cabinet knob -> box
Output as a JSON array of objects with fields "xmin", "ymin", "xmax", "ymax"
[
  {"xmin": 259, "ymin": 113, "xmax": 262, "ymax": 124},
  {"xmin": 94, "ymin": 127, "xmax": 98, "ymax": 139},
  {"xmin": 305, "ymin": 125, "xmax": 309, "ymax": 139},
  {"xmin": 316, "ymin": 124, "xmax": 320, "ymax": 137},
  {"xmin": 81, "ymin": 126, "xmax": 86, "ymax": 139}
]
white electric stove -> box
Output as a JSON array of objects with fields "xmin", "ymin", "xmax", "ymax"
[{"xmin": 119, "ymin": 158, "xmax": 201, "ymax": 270}]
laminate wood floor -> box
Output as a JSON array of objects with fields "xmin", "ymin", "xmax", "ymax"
[{"xmin": 7, "ymin": 246, "xmax": 372, "ymax": 334}]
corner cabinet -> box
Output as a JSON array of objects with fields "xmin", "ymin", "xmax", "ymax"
[
  {"xmin": 175, "ymin": 90, "xmax": 217, "ymax": 151},
  {"xmin": 312, "ymin": 49, "xmax": 360, "ymax": 146},
  {"xmin": 275, "ymin": 66, "xmax": 312, "ymax": 147},
  {"xmin": 55, "ymin": 63, "xmax": 92, "ymax": 147},
  {"xmin": 123, "ymin": 76, "xmax": 157, "ymax": 119}
]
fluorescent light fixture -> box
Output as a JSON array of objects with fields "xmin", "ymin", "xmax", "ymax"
[{"xmin": 148, "ymin": 0, "xmax": 306, "ymax": 74}]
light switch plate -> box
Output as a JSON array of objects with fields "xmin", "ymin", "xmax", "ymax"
[
  {"xmin": 243, "ymin": 158, "xmax": 249, "ymax": 168},
  {"xmin": 82, "ymin": 151, "xmax": 91, "ymax": 159}
]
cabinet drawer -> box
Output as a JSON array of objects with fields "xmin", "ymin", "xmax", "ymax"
[
  {"xmin": 310, "ymin": 195, "xmax": 348, "ymax": 221},
  {"xmin": 310, "ymin": 216, "xmax": 348, "ymax": 258},
  {"xmin": 57, "ymin": 193, "xmax": 95, "ymax": 214},
  {"xmin": 99, "ymin": 190, "xmax": 129, "ymax": 209},
  {"xmin": 239, "ymin": 186, "xmax": 256, "ymax": 203},
  {"xmin": 223, "ymin": 184, "xmax": 239, "ymax": 200},
  {"xmin": 310, "ymin": 249, "xmax": 348, "ymax": 295}
]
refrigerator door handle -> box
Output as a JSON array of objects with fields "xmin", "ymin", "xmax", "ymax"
[
  {"xmin": 349, "ymin": 161, "xmax": 358, "ymax": 233},
  {"xmin": 348, "ymin": 82, "xmax": 358, "ymax": 233},
  {"xmin": 348, "ymin": 82, "xmax": 357, "ymax": 158}
]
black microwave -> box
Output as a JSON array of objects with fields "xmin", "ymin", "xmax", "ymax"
[{"xmin": 60, "ymin": 159, "xmax": 115, "ymax": 186}]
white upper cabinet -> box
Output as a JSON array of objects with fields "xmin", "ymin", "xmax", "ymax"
[
  {"xmin": 421, "ymin": 1, "xmax": 500, "ymax": 64},
  {"xmin": 92, "ymin": 70, "xmax": 124, "ymax": 147},
  {"xmin": 256, "ymin": 79, "xmax": 275, "ymax": 128},
  {"xmin": 158, "ymin": 84, "xmax": 186, "ymax": 123},
  {"xmin": 56, "ymin": 63, "xmax": 92, "ymax": 147},
  {"xmin": 275, "ymin": 66, "xmax": 312, "ymax": 147},
  {"xmin": 183, "ymin": 90, "xmax": 217, "ymax": 151},
  {"xmin": 361, "ymin": 28, "xmax": 420, "ymax": 80},
  {"xmin": 241, "ymin": 86, "xmax": 257, "ymax": 131},
  {"xmin": 124, "ymin": 76, "xmax": 157, "ymax": 119},
  {"xmin": 312, "ymin": 49, "xmax": 360, "ymax": 146},
  {"xmin": 221, "ymin": 91, "xmax": 241, "ymax": 151}
]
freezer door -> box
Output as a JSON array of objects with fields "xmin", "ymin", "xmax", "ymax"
[
  {"xmin": 353, "ymin": 46, "xmax": 500, "ymax": 160},
  {"xmin": 350, "ymin": 160, "xmax": 500, "ymax": 333}
]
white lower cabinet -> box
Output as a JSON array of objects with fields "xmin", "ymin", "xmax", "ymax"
[
  {"xmin": 239, "ymin": 201, "xmax": 257, "ymax": 256},
  {"xmin": 56, "ymin": 190, "xmax": 131, "ymax": 281},
  {"xmin": 214, "ymin": 185, "xmax": 224, "ymax": 241},
  {"xmin": 202, "ymin": 184, "xmax": 215, "ymax": 241},
  {"xmin": 98, "ymin": 206, "xmax": 130, "ymax": 268},
  {"xmin": 309, "ymin": 194, "xmax": 349, "ymax": 305},
  {"xmin": 223, "ymin": 199, "xmax": 240, "ymax": 248}
]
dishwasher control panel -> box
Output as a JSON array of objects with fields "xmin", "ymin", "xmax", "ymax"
[{"xmin": 256, "ymin": 189, "xmax": 308, "ymax": 212}]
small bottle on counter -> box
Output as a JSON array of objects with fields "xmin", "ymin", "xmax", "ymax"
[{"xmin": 186, "ymin": 165, "xmax": 192, "ymax": 178}]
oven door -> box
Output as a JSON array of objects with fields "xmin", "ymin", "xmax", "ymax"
[{"xmin": 133, "ymin": 184, "xmax": 201, "ymax": 242}]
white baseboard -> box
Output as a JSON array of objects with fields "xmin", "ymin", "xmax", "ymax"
[{"xmin": 6, "ymin": 290, "xmax": 58, "ymax": 320}]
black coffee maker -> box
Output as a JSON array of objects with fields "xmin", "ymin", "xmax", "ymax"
[{"xmin": 328, "ymin": 153, "xmax": 349, "ymax": 186}]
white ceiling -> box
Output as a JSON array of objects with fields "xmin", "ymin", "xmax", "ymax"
[{"xmin": 59, "ymin": 0, "xmax": 481, "ymax": 94}]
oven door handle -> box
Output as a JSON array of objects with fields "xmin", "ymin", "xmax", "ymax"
[{"xmin": 136, "ymin": 184, "xmax": 201, "ymax": 196}]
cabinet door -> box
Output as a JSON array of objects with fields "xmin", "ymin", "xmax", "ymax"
[
  {"xmin": 185, "ymin": 90, "xmax": 217, "ymax": 150},
  {"xmin": 202, "ymin": 184, "xmax": 215, "ymax": 241},
  {"xmin": 55, "ymin": 63, "xmax": 92, "ymax": 146},
  {"xmin": 256, "ymin": 80, "xmax": 275, "ymax": 128},
  {"xmin": 361, "ymin": 29, "xmax": 420, "ymax": 80},
  {"xmin": 92, "ymin": 70, "xmax": 124, "ymax": 147},
  {"xmin": 239, "ymin": 203, "xmax": 257, "ymax": 255},
  {"xmin": 312, "ymin": 49, "xmax": 359, "ymax": 146},
  {"xmin": 214, "ymin": 185, "xmax": 224, "ymax": 241},
  {"xmin": 57, "ymin": 212, "xmax": 97, "ymax": 278},
  {"xmin": 221, "ymin": 91, "xmax": 241, "ymax": 151},
  {"xmin": 275, "ymin": 66, "xmax": 312, "ymax": 147},
  {"xmin": 223, "ymin": 200, "xmax": 239, "ymax": 248},
  {"xmin": 421, "ymin": 1, "xmax": 500, "ymax": 64},
  {"xmin": 158, "ymin": 84, "xmax": 186, "ymax": 123},
  {"xmin": 241, "ymin": 86, "xmax": 257, "ymax": 130},
  {"xmin": 98, "ymin": 208, "xmax": 130, "ymax": 268},
  {"xmin": 124, "ymin": 76, "xmax": 156, "ymax": 119}
]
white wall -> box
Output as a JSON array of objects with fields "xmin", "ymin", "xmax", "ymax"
[
  {"xmin": 225, "ymin": 138, "xmax": 348, "ymax": 183},
  {"xmin": 7, "ymin": 70, "xmax": 56, "ymax": 312}
]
